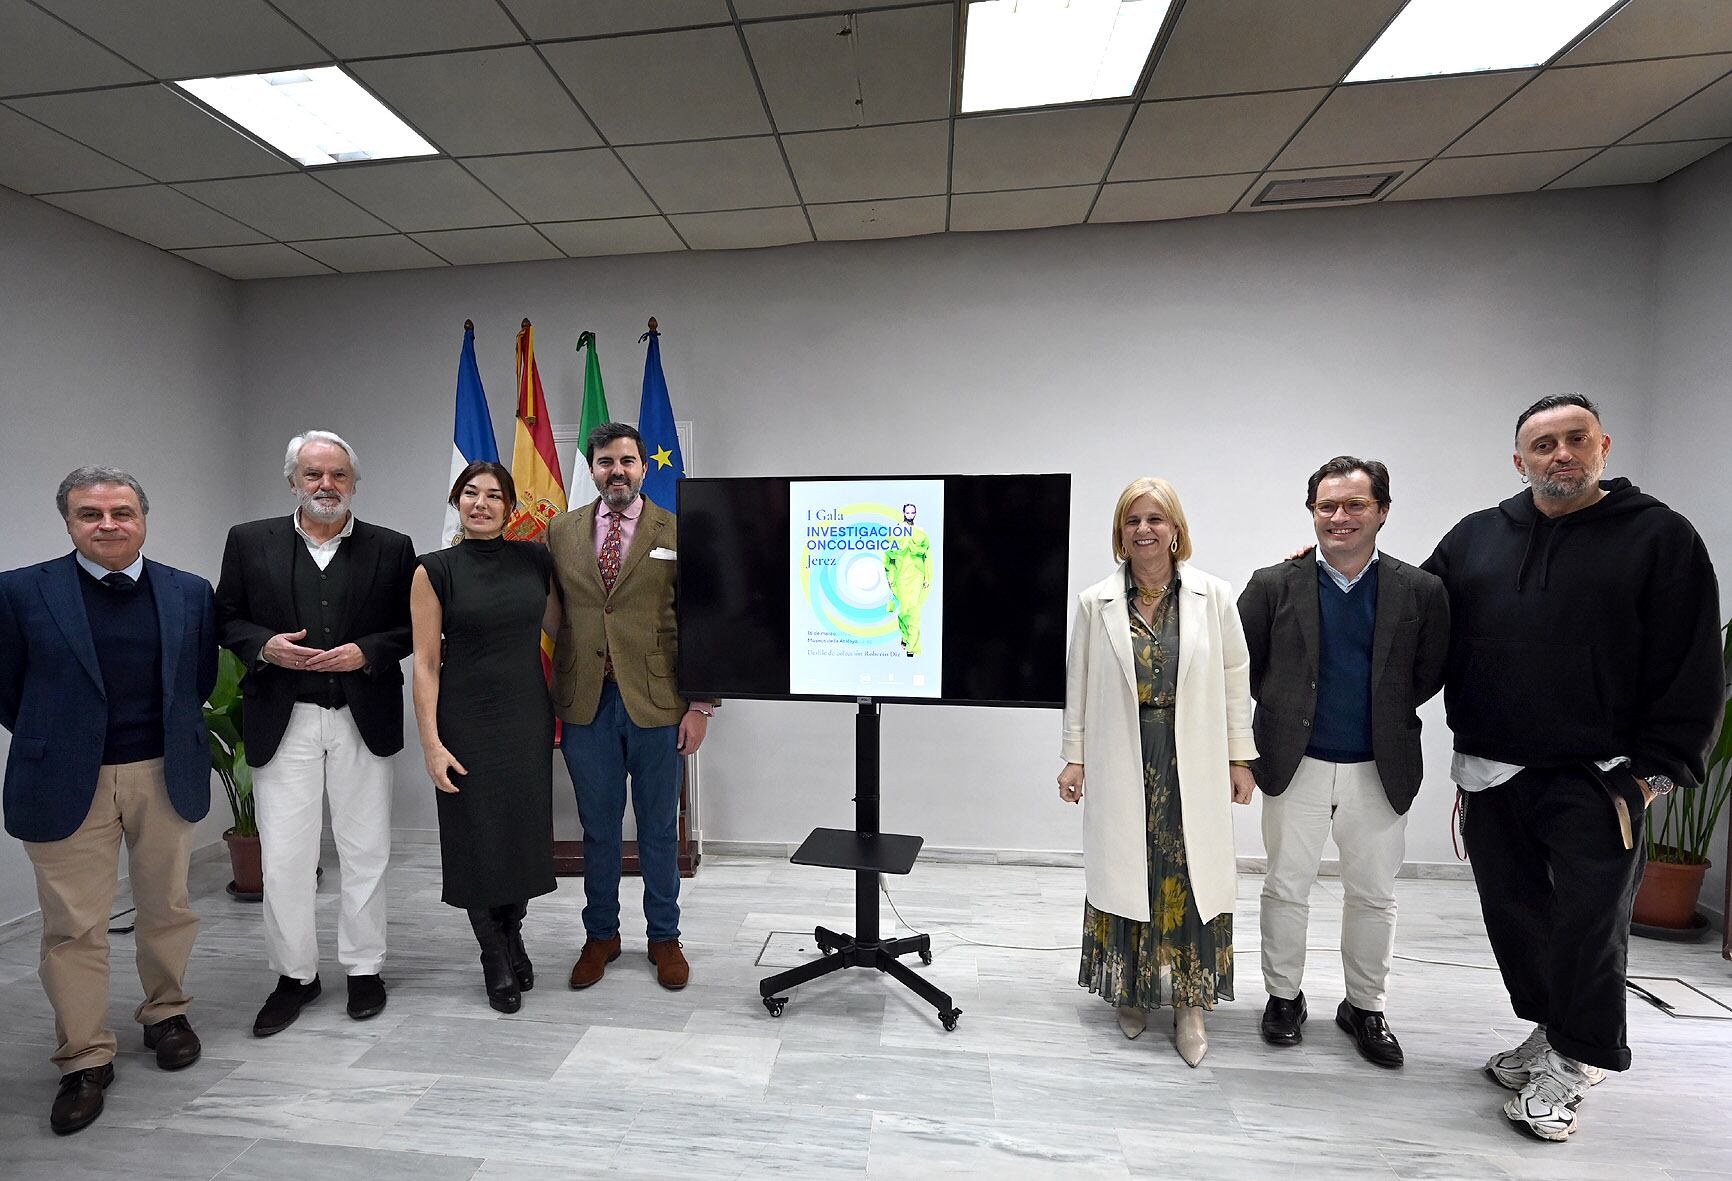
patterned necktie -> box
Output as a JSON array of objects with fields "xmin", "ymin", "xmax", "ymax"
[
  {"xmin": 598, "ymin": 510, "xmax": 623, "ymax": 677},
  {"xmin": 101, "ymin": 571, "xmax": 136, "ymax": 591}
]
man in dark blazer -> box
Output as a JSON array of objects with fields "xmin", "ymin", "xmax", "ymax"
[
  {"xmin": 216, "ymin": 431, "xmax": 414, "ymax": 1037},
  {"xmin": 548, "ymin": 423, "xmax": 714, "ymax": 992},
  {"xmin": 1238, "ymin": 456, "xmax": 1448, "ymax": 1068},
  {"xmin": 1, "ymin": 466, "xmax": 216, "ymax": 1134}
]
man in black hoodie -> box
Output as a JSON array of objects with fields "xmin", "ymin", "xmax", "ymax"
[{"xmin": 1423, "ymin": 394, "xmax": 1721, "ymax": 1143}]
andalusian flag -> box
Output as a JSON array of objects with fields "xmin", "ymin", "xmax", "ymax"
[
  {"xmin": 575, "ymin": 331, "xmax": 611, "ymax": 453},
  {"xmin": 638, "ymin": 318, "xmax": 685, "ymax": 511},
  {"xmin": 443, "ymin": 320, "xmax": 499, "ymax": 547},
  {"xmin": 507, "ymin": 318, "xmax": 565, "ymax": 542}
]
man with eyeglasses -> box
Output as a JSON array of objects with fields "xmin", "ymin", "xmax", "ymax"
[
  {"xmin": 1238, "ymin": 457, "xmax": 1449, "ymax": 1069},
  {"xmin": 1423, "ymin": 394, "xmax": 1720, "ymax": 1142}
]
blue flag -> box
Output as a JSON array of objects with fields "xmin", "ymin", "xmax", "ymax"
[
  {"xmin": 444, "ymin": 321, "xmax": 500, "ymax": 545},
  {"xmin": 637, "ymin": 323, "xmax": 685, "ymax": 512}
]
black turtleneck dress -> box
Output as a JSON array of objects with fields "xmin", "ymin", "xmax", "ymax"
[{"xmin": 418, "ymin": 537, "xmax": 557, "ymax": 909}]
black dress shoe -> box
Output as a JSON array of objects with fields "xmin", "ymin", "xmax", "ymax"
[
  {"xmin": 346, "ymin": 974, "xmax": 387, "ymax": 1020},
  {"xmin": 253, "ymin": 974, "xmax": 322, "ymax": 1037},
  {"xmin": 51, "ymin": 1062, "xmax": 114, "ymax": 1135},
  {"xmin": 1261, "ymin": 992, "xmax": 1307, "ymax": 1045},
  {"xmin": 142, "ymin": 1014, "xmax": 201, "ymax": 1069},
  {"xmin": 1336, "ymin": 1000, "xmax": 1404, "ymax": 1067}
]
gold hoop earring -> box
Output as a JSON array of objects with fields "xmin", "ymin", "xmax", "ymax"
[{"xmin": 1170, "ymin": 537, "xmax": 1179, "ymax": 554}]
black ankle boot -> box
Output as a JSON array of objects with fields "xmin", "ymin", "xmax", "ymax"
[
  {"xmin": 493, "ymin": 902, "xmax": 534, "ymax": 991},
  {"xmin": 467, "ymin": 908, "xmax": 521, "ymax": 1013}
]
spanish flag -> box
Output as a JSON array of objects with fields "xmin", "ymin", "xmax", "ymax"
[{"xmin": 507, "ymin": 318, "xmax": 565, "ymax": 543}]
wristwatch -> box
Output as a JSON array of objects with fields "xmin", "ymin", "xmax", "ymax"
[{"xmin": 1644, "ymin": 774, "xmax": 1676, "ymax": 797}]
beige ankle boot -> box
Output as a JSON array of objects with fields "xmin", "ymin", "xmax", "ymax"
[
  {"xmin": 1174, "ymin": 1005, "xmax": 1208, "ymax": 1067},
  {"xmin": 1116, "ymin": 1005, "xmax": 1146, "ymax": 1040}
]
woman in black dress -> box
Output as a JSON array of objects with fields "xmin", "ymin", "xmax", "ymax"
[{"xmin": 410, "ymin": 461, "xmax": 560, "ymax": 1012}]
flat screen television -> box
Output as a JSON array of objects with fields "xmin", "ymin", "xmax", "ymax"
[{"xmin": 676, "ymin": 474, "xmax": 1071, "ymax": 707}]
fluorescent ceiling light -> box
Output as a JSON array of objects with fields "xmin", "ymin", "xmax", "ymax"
[
  {"xmin": 961, "ymin": 0, "xmax": 1174, "ymax": 114},
  {"xmin": 173, "ymin": 66, "xmax": 436, "ymax": 167},
  {"xmin": 1345, "ymin": 0, "xmax": 1618, "ymax": 83}
]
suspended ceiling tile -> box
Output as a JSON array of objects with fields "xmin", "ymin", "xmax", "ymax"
[
  {"xmin": 499, "ymin": 0, "xmax": 730, "ymax": 40},
  {"xmin": 1548, "ymin": 139, "xmax": 1731, "ymax": 189},
  {"xmin": 783, "ymin": 122, "xmax": 949, "ymax": 203},
  {"xmin": 1558, "ymin": 0, "xmax": 1732, "ymax": 66},
  {"xmin": 0, "ymin": 106, "xmax": 150, "ymax": 193},
  {"xmin": 1448, "ymin": 56, "xmax": 1732, "ymax": 156},
  {"xmin": 316, "ymin": 159, "xmax": 522, "ymax": 232},
  {"xmin": 0, "ymin": 0, "xmax": 149, "ymax": 96},
  {"xmin": 746, "ymin": 5, "xmax": 952, "ymax": 133},
  {"xmin": 808, "ymin": 195, "xmax": 946, "ymax": 241},
  {"xmin": 1234, "ymin": 159, "xmax": 1425, "ymax": 212},
  {"xmin": 670, "ymin": 206, "xmax": 812, "ymax": 250},
  {"xmin": 42, "ymin": 185, "xmax": 269, "ymax": 248},
  {"xmin": 1147, "ymin": 0, "xmax": 1407, "ymax": 99},
  {"xmin": 1274, "ymin": 72, "xmax": 1534, "ymax": 170},
  {"xmin": 288, "ymin": 234, "xmax": 447, "ymax": 272},
  {"xmin": 271, "ymin": 0, "xmax": 525, "ymax": 58},
  {"xmin": 1091, "ymin": 173, "xmax": 1256, "ymax": 224},
  {"xmin": 1626, "ymin": 72, "xmax": 1732, "ymax": 143},
  {"xmin": 462, "ymin": 149, "xmax": 655, "ymax": 223},
  {"xmin": 35, "ymin": 0, "xmax": 325, "ymax": 78},
  {"xmin": 410, "ymin": 224, "xmax": 563, "ymax": 265},
  {"xmin": 948, "ymin": 185, "xmax": 1095, "ymax": 232},
  {"xmin": 542, "ymin": 27, "xmax": 769, "ymax": 145},
  {"xmin": 535, "ymin": 216, "xmax": 686, "ymax": 256},
  {"xmin": 952, "ymin": 105, "xmax": 1131, "ymax": 193},
  {"xmin": 172, "ymin": 174, "xmax": 391, "ymax": 239},
  {"xmin": 173, "ymin": 243, "xmax": 333, "ymax": 279},
  {"xmin": 1111, "ymin": 89, "xmax": 1326, "ymax": 182},
  {"xmin": 1388, "ymin": 149, "xmax": 1598, "ymax": 202},
  {"xmin": 734, "ymin": 0, "xmax": 918, "ymax": 16},
  {"xmin": 351, "ymin": 47, "xmax": 598, "ymax": 157},
  {"xmin": 9, "ymin": 85, "xmax": 294, "ymax": 181},
  {"xmin": 617, "ymin": 137, "xmax": 796, "ymax": 214}
]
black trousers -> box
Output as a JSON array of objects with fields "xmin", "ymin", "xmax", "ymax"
[{"xmin": 1462, "ymin": 764, "xmax": 1646, "ymax": 1072}]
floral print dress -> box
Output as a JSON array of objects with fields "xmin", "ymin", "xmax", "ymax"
[{"xmin": 1078, "ymin": 574, "xmax": 1234, "ymax": 1010}]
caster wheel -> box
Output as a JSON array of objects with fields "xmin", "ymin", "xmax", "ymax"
[
  {"xmin": 919, "ymin": 949, "xmax": 933, "ymax": 965},
  {"xmin": 819, "ymin": 943, "xmax": 835, "ymax": 956},
  {"xmin": 763, "ymin": 996, "xmax": 787, "ymax": 1018},
  {"xmin": 939, "ymin": 1008, "xmax": 961, "ymax": 1031}
]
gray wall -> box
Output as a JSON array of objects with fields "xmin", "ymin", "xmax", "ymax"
[
  {"xmin": 230, "ymin": 185, "xmax": 1665, "ymax": 870},
  {"xmin": 1655, "ymin": 147, "xmax": 1732, "ymax": 923},
  {"xmin": 0, "ymin": 186, "xmax": 242, "ymax": 926}
]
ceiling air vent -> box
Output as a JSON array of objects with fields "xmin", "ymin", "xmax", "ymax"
[{"xmin": 1251, "ymin": 172, "xmax": 1399, "ymax": 207}]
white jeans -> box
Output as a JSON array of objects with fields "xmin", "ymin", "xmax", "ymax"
[
  {"xmin": 253, "ymin": 703, "xmax": 392, "ymax": 982},
  {"xmin": 1260, "ymin": 756, "xmax": 1406, "ymax": 1011}
]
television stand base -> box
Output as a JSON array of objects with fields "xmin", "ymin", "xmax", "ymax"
[{"xmin": 759, "ymin": 925, "xmax": 960, "ymax": 1031}]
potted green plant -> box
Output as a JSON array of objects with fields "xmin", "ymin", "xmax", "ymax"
[
  {"xmin": 1633, "ymin": 620, "xmax": 1732, "ymax": 931},
  {"xmin": 203, "ymin": 648, "xmax": 261, "ymax": 898}
]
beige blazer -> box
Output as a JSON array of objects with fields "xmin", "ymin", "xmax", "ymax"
[
  {"xmin": 1061, "ymin": 561, "xmax": 1257, "ymax": 923},
  {"xmin": 547, "ymin": 496, "xmax": 686, "ymax": 728}
]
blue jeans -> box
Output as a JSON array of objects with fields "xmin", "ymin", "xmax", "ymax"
[{"xmin": 559, "ymin": 681, "xmax": 682, "ymax": 942}]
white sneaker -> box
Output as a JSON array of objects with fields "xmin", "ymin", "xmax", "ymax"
[
  {"xmin": 1485, "ymin": 1025, "xmax": 1606, "ymax": 1091},
  {"xmin": 1504, "ymin": 1049, "xmax": 1592, "ymax": 1141}
]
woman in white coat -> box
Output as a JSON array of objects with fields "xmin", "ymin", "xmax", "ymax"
[{"xmin": 1058, "ymin": 477, "xmax": 1257, "ymax": 1066}]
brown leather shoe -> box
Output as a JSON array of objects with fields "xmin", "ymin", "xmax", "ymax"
[
  {"xmin": 648, "ymin": 939, "xmax": 689, "ymax": 990},
  {"xmin": 143, "ymin": 1014, "xmax": 201, "ymax": 1070},
  {"xmin": 51, "ymin": 1062, "xmax": 113, "ymax": 1135},
  {"xmin": 568, "ymin": 934, "xmax": 622, "ymax": 989}
]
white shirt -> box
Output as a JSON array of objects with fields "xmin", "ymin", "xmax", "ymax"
[
  {"xmin": 75, "ymin": 551, "xmax": 144, "ymax": 583},
  {"xmin": 292, "ymin": 511, "xmax": 355, "ymax": 571},
  {"xmin": 1453, "ymin": 752, "xmax": 1630, "ymax": 792},
  {"xmin": 1317, "ymin": 546, "xmax": 1380, "ymax": 593}
]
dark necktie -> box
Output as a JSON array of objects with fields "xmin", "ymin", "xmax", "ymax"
[
  {"xmin": 101, "ymin": 571, "xmax": 136, "ymax": 591},
  {"xmin": 598, "ymin": 511, "xmax": 624, "ymax": 677}
]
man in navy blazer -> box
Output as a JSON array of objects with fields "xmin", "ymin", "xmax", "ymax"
[{"xmin": 0, "ymin": 466, "xmax": 216, "ymax": 1135}]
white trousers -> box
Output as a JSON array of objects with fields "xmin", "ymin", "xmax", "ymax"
[
  {"xmin": 1260, "ymin": 756, "xmax": 1406, "ymax": 1011},
  {"xmin": 252, "ymin": 703, "xmax": 392, "ymax": 982}
]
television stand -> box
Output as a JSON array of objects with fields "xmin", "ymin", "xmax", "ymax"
[{"xmin": 758, "ymin": 700, "xmax": 962, "ymax": 1031}]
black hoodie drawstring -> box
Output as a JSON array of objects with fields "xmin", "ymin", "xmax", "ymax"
[{"xmin": 1515, "ymin": 518, "xmax": 1567, "ymax": 590}]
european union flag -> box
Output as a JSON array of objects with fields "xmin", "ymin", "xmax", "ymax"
[
  {"xmin": 443, "ymin": 320, "xmax": 500, "ymax": 545},
  {"xmin": 637, "ymin": 320, "xmax": 685, "ymax": 512}
]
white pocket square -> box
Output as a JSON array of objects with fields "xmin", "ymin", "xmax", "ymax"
[{"xmin": 648, "ymin": 547, "xmax": 678, "ymax": 560}]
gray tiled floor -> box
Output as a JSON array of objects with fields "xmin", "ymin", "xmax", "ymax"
[{"xmin": 1, "ymin": 845, "xmax": 1729, "ymax": 1179}]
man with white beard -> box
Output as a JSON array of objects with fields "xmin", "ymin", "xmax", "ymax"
[{"xmin": 216, "ymin": 431, "xmax": 416, "ymax": 1036}]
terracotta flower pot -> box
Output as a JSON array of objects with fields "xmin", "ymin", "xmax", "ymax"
[
  {"xmin": 1632, "ymin": 855, "xmax": 1710, "ymax": 929},
  {"xmin": 224, "ymin": 828, "xmax": 263, "ymax": 896}
]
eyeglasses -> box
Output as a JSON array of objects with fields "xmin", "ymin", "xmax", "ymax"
[{"xmin": 1311, "ymin": 498, "xmax": 1379, "ymax": 517}]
